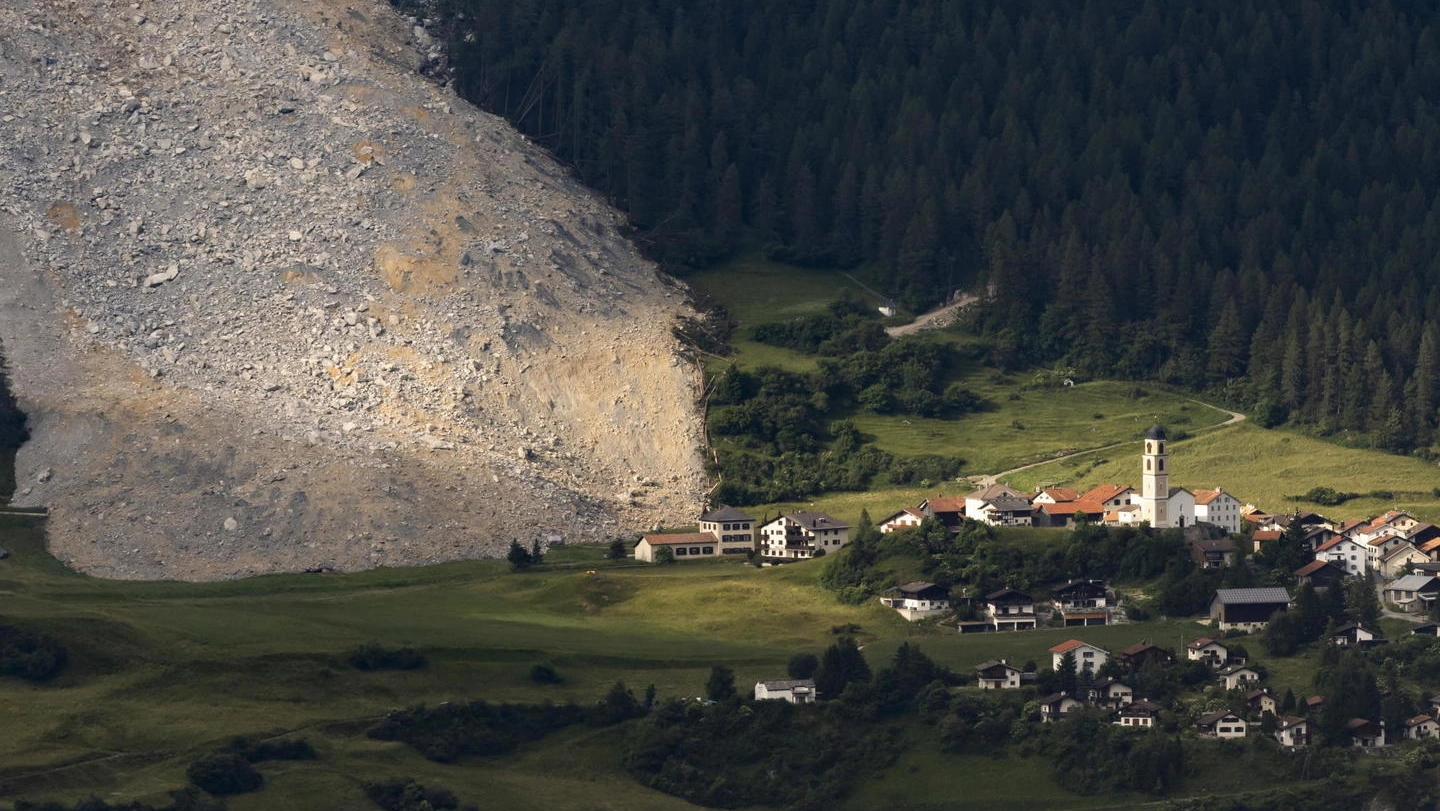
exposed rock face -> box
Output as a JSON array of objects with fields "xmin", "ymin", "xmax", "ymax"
[{"xmin": 0, "ymin": 0, "xmax": 707, "ymax": 579}]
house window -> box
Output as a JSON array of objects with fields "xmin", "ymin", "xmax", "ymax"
[
  {"xmin": 676, "ymin": 547, "xmax": 688, "ymax": 556},
  {"xmin": 703, "ymin": 546, "xmax": 714, "ymax": 554},
  {"xmin": 689, "ymin": 547, "xmax": 701, "ymax": 555}
]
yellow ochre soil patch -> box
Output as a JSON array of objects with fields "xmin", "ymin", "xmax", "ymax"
[{"xmin": 46, "ymin": 203, "xmax": 80, "ymax": 232}]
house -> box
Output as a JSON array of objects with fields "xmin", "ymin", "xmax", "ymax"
[
  {"xmin": 1275, "ymin": 716, "xmax": 1312, "ymax": 747},
  {"xmin": 964, "ymin": 484, "xmax": 1032, "ymax": 526},
  {"xmin": 1247, "ymin": 688, "xmax": 1278, "ymax": 717},
  {"xmin": 1300, "ymin": 526, "xmax": 1340, "ymax": 552},
  {"xmin": 1365, "ymin": 531, "xmax": 1409, "ymax": 568},
  {"xmin": 982, "ymin": 494, "xmax": 1035, "ymax": 526},
  {"xmin": 1117, "ymin": 642, "xmax": 1175, "ymax": 671},
  {"xmin": 1381, "ymin": 543, "xmax": 1430, "ymax": 578},
  {"xmin": 1294, "ymin": 559, "xmax": 1348, "ymax": 589},
  {"xmin": 1408, "ymin": 523, "xmax": 1440, "ymax": 547},
  {"xmin": 1347, "ymin": 718, "xmax": 1386, "ymax": 748},
  {"xmin": 876, "ymin": 508, "xmax": 925, "ymax": 534},
  {"xmin": 635, "ymin": 532, "xmax": 724, "ymax": 563},
  {"xmin": 1331, "ymin": 622, "xmax": 1386, "ymax": 649},
  {"xmin": 1187, "ymin": 637, "xmax": 1230, "ymax": 668},
  {"xmin": 1210, "ymin": 587, "xmax": 1292, "ymax": 631},
  {"xmin": 1250, "ymin": 529, "xmax": 1283, "ymax": 553},
  {"xmin": 1383, "ymin": 574, "xmax": 1440, "ymax": 612},
  {"xmin": 754, "ymin": 679, "xmax": 816, "ymax": 704},
  {"xmin": 1314, "ymin": 536, "xmax": 1368, "ymax": 576},
  {"xmin": 1050, "ymin": 639, "xmax": 1110, "ymax": 674},
  {"xmin": 917, "ymin": 496, "xmax": 968, "ymax": 532},
  {"xmin": 1135, "ymin": 426, "xmax": 1196, "ymax": 529},
  {"xmin": 1117, "ymin": 699, "xmax": 1164, "ymax": 728},
  {"xmin": 1032, "ymin": 487, "xmax": 1080, "ymax": 505},
  {"xmin": 1373, "ymin": 510, "xmax": 1421, "ymax": 534},
  {"xmin": 1088, "ymin": 677, "xmax": 1134, "ymax": 709},
  {"xmin": 1190, "ymin": 537, "xmax": 1237, "ymax": 569},
  {"xmin": 975, "ymin": 659, "xmax": 1023, "ymax": 690},
  {"xmin": 1032, "ymin": 500, "xmax": 1107, "ymax": 528},
  {"xmin": 1193, "ymin": 488, "xmax": 1243, "ymax": 534},
  {"xmin": 1217, "ymin": 664, "xmax": 1262, "ymax": 691},
  {"xmin": 985, "ymin": 588, "xmax": 1038, "ymax": 631},
  {"xmin": 758, "ymin": 512, "xmax": 850, "ymax": 559},
  {"xmin": 1197, "ymin": 710, "xmax": 1248, "ymax": 739},
  {"xmin": 698, "ymin": 506, "xmax": 757, "ymax": 546},
  {"xmin": 1079, "ymin": 484, "xmax": 1137, "ymax": 511},
  {"xmin": 1051, "ymin": 580, "xmax": 1110, "ymax": 626},
  {"xmin": 1038, "ymin": 692, "xmax": 1083, "ymax": 722},
  {"xmin": 1413, "ymin": 623, "xmax": 1440, "ymax": 638},
  {"xmin": 1404, "ymin": 715, "xmax": 1439, "ymax": 740},
  {"xmin": 1305, "ymin": 695, "xmax": 1325, "ymax": 714},
  {"xmin": 879, "ymin": 582, "xmax": 951, "ymax": 621}
]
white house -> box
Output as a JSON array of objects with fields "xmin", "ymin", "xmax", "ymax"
[
  {"xmin": 1404, "ymin": 715, "xmax": 1439, "ymax": 740},
  {"xmin": 698, "ymin": 506, "xmax": 757, "ymax": 547},
  {"xmin": 1050, "ymin": 639, "xmax": 1109, "ymax": 674},
  {"xmin": 1117, "ymin": 700, "xmax": 1164, "ymax": 728},
  {"xmin": 1193, "ymin": 488, "xmax": 1242, "ymax": 534},
  {"xmin": 879, "ymin": 582, "xmax": 950, "ymax": 621},
  {"xmin": 1347, "ymin": 718, "xmax": 1386, "ymax": 748},
  {"xmin": 975, "ymin": 659, "xmax": 1023, "ymax": 690},
  {"xmin": 1275, "ymin": 716, "xmax": 1311, "ymax": 747},
  {"xmin": 876, "ymin": 508, "xmax": 925, "ymax": 534},
  {"xmin": 1039, "ymin": 692, "xmax": 1083, "ymax": 722},
  {"xmin": 635, "ymin": 532, "xmax": 726, "ymax": 563},
  {"xmin": 984, "ymin": 588, "xmax": 1038, "ymax": 631},
  {"xmin": 759, "ymin": 512, "xmax": 850, "ymax": 559},
  {"xmin": 1384, "ymin": 575, "xmax": 1440, "ymax": 612},
  {"xmin": 754, "ymin": 679, "xmax": 816, "ymax": 703},
  {"xmin": 1381, "ymin": 543, "xmax": 1429, "ymax": 578},
  {"xmin": 965, "ymin": 483, "xmax": 1032, "ymax": 524},
  {"xmin": 1217, "ymin": 664, "xmax": 1262, "ymax": 691},
  {"xmin": 1315, "ymin": 536, "xmax": 1369, "ymax": 576},
  {"xmin": 1197, "ymin": 711, "xmax": 1248, "ymax": 739},
  {"xmin": 1187, "ymin": 637, "xmax": 1230, "ymax": 668}
]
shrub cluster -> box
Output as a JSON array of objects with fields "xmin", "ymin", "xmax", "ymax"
[
  {"xmin": 363, "ymin": 778, "xmax": 477, "ymax": 811},
  {"xmin": 347, "ymin": 643, "xmax": 427, "ymax": 671},
  {"xmin": 0, "ymin": 624, "xmax": 68, "ymax": 681}
]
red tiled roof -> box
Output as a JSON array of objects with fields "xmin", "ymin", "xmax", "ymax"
[
  {"xmin": 1193, "ymin": 489, "xmax": 1232, "ymax": 505},
  {"xmin": 1039, "ymin": 500, "xmax": 1106, "ymax": 516},
  {"xmin": 1252, "ymin": 530, "xmax": 1283, "ymax": 541},
  {"xmin": 1049, "ymin": 639, "xmax": 1090, "ymax": 654},
  {"xmin": 1080, "ymin": 484, "xmax": 1132, "ymax": 503},
  {"xmin": 1040, "ymin": 488, "xmax": 1080, "ymax": 502},
  {"xmin": 923, "ymin": 496, "xmax": 967, "ymax": 513},
  {"xmin": 1295, "ymin": 559, "xmax": 1336, "ymax": 576}
]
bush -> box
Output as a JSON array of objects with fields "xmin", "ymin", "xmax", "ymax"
[
  {"xmin": 364, "ymin": 778, "xmax": 468, "ymax": 811},
  {"xmin": 224, "ymin": 736, "xmax": 317, "ymax": 763},
  {"xmin": 0, "ymin": 625, "xmax": 68, "ymax": 681},
  {"xmin": 348, "ymin": 643, "xmax": 426, "ymax": 671},
  {"xmin": 186, "ymin": 752, "xmax": 263, "ymax": 795},
  {"xmin": 529, "ymin": 663, "xmax": 563, "ymax": 684}
]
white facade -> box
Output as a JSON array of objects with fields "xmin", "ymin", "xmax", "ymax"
[
  {"xmin": 1193, "ymin": 489, "xmax": 1242, "ymax": 534},
  {"xmin": 1135, "ymin": 428, "xmax": 1196, "ymax": 529},
  {"xmin": 1315, "ymin": 537, "xmax": 1368, "ymax": 576},
  {"xmin": 754, "ymin": 679, "xmax": 816, "ymax": 703},
  {"xmin": 1050, "ymin": 640, "xmax": 1109, "ymax": 674},
  {"xmin": 759, "ymin": 512, "xmax": 850, "ymax": 559}
]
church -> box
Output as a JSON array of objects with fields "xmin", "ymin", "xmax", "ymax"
[{"xmin": 1135, "ymin": 425, "xmax": 1195, "ymax": 529}]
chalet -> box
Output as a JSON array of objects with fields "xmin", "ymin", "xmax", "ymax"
[
  {"xmin": 1347, "ymin": 718, "xmax": 1386, "ymax": 748},
  {"xmin": 1313, "ymin": 536, "xmax": 1367, "ymax": 576},
  {"xmin": 974, "ymin": 659, "xmax": 1023, "ymax": 690},
  {"xmin": 1247, "ymin": 688, "xmax": 1278, "ymax": 717},
  {"xmin": 1038, "ymin": 692, "xmax": 1083, "ymax": 722},
  {"xmin": 1373, "ymin": 510, "xmax": 1421, "ymax": 534},
  {"xmin": 1210, "ymin": 587, "xmax": 1291, "ymax": 632},
  {"xmin": 917, "ymin": 496, "xmax": 968, "ymax": 532},
  {"xmin": 985, "ymin": 588, "xmax": 1038, "ymax": 631},
  {"xmin": 982, "ymin": 494, "xmax": 1035, "ymax": 527},
  {"xmin": 1380, "ymin": 543, "xmax": 1429, "ymax": 578},
  {"xmin": 1117, "ymin": 642, "xmax": 1175, "ymax": 671},
  {"xmin": 1300, "ymin": 526, "xmax": 1340, "ymax": 552},
  {"xmin": 879, "ymin": 582, "xmax": 951, "ymax": 621},
  {"xmin": 1193, "ymin": 488, "xmax": 1243, "ymax": 534},
  {"xmin": 964, "ymin": 484, "xmax": 1032, "ymax": 526},
  {"xmin": 1305, "ymin": 695, "xmax": 1325, "ymax": 714},
  {"xmin": 876, "ymin": 507, "xmax": 925, "ymax": 534},
  {"xmin": 699, "ymin": 506, "xmax": 757, "ymax": 545},
  {"xmin": 1365, "ymin": 531, "xmax": 1409, "ymax": 568},
  {"xmin": 1187, "ymin": 637, "xmax": 1230, "ymax": 668},
  {"xmin": 1275, "ymin": 716, "xmax": 1311, "ymax": 747},
  {"xmin": 1294, "ymin": 559, "xmax": 1348, "ymax": 589},
  {"xmin": 1217, "ymin": 664, "xmax": 1262, "ymax": 691},
  {"xmin": 759, "ymin": 512, "xmax": 850, "ymax": 559},
  {"xmin": 1079, "ymin": 484, "xmax": 1136, "ymax": 511},
  {"xmin": 1088, "ymin": 678, "xmax": 1134, "ymax": 709},
  {"xmin": 635, "ymin": 532, "xmax": 723, "ymax": 563},
  {"xmin": 1331, "ymin": 622, "xmax": 1385, "ymax": 649},
  {"xmin": 1409, "ymin": 523, "xmax": 1440, "ymax": 547},
  {"xmin": 1404, "ymin": 715, "xmax": 1439, "ymax": 740},
  {"xmin": 754, "ymin": 679, "xmax": 816, "ymax": 704},
  {"xmin": 1117, "ymin": 699, "xmax": 1164, "ymax": 728},
  {"xmin": 1197, "ymin": 711, "xmax": 1248, "ymax": 739},
  {"xmin": 1050, "ymin": 639, "xmax": 1110, "ymax": 674},
  {"xmin": 1051, "ymin": 579, "xmax": 1110, "ymax": 626},
  {"xmin": 1383, "ymin": 574, "xmax": 1440, "ymax": 612},
  {"xmin": 1190, "ymin": 537, "xmax": 1237, "ymax": 569},
  {"xmin": 1290, "ymin": 511, "xmax": 1335, "ymax": 531}
]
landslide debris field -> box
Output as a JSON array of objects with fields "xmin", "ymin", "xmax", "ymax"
[{"xmin": 0, "ymin": 0, "xmax": 706, "ymax": 579}]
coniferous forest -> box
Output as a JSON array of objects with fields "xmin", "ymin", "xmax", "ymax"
[{"xmin": 428, "ymin": 0, "xmax": 1440, "ymax": 452}]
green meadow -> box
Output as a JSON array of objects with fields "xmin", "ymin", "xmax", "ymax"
[{"xmin": 0, "ymin": 512, "xmax": 1333, "ymax": 811}]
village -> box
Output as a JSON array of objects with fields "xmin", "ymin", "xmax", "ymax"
[{"xmin": 634, "ymin": 425, "xmax": 1440, "ymax": 750}]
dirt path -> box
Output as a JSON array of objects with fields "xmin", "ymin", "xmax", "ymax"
[
  {"xmin": 974, "ymin": 396, "xmax": 1245, "ymax": 488},
  {"xmin": 885, "ymin": 293, "xmax": 978, "ymax": 338}
]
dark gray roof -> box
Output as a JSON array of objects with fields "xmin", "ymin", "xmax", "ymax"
[
  {"xmin": 1145, "ymin": 424, "xmax": 1167, "ymax": 440},
  {"xmin": 783, "ymin": 511, "xmax": 850, "ymax": 530},
  {"xmin": 1192, "ymin": 538, "xmax": 1236, "ymax": 552},
  {"xmin": 986, "ymin": 495, "xmax": 1032, "ymax": 512},
  {"xmin": 1214, "ymin": 587, "xmax": 1291, "ymax": 604},
  {"xmin": 975, "ymin": 659, "xmax": 1018, "ymax": 673},
  {"xmin": 1386, "ymin": 575, "xmax": 1440, "ymax": 592},
  {"xmin": 701, "ymin": 505, "xmax": 754, "ymax": 522},
  {"xmin": 758, "ymin": 678, "xmax": 815, "ymax": 690}
]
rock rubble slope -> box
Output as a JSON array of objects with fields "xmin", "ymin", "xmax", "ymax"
[{"xmin": 0, "ymin": 0, "xmax": 707, "ymax": 579}]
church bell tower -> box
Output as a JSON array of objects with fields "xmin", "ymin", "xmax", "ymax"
[{"xmin": 1142, "ymin": 425, "xmax": 1168, "ymax": 526}]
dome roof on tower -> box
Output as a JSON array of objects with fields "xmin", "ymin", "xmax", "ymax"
[{"xmin": 1145, "ymin": 424, "xmax": 1167, "ymax": 440}]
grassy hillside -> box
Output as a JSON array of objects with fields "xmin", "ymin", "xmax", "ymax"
[{"xmin": 0, "ymin": 513, "xmax": 1339, "ymax": 811}]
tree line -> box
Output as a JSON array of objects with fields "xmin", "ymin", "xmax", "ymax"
[{"xmin": 430, "ymin": 0, "xmax": 1440, "ymax": 453}]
